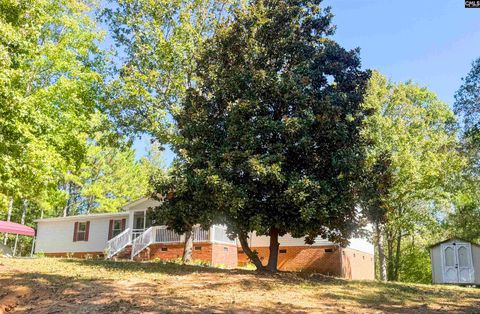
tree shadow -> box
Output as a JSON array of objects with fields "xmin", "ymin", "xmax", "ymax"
[
  {"xmin": 63, "ymin": 257, "xmax": 261, "ymax": 276},
  {"xmin": 2, "ymin": 259, "xmax": 479, "ymax": 313},
  {"xmin": 317, "ymin": 280, "xmax": 480, "ymax": 313},
  {"xmin": 0, "ymin": 270, "xmax": 319, "ymax": 313}
]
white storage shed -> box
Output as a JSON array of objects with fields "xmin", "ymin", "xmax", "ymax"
[{"xmin": 430, "ymin": 238, "xmax": 480, "ymax": 285}]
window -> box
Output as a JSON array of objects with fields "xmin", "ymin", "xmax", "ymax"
[
  {"xmin": 324, "ymin": 248, "xmax": 334, "ymax": 253},
  {"xmin": 223, "ymin": 247, "xmax": 229, "ymax": 252},
  {"xmin": 76, "ymin": 222, "xmax": 87, "ymax": 241},
  {"xmin": 195, "ymin": 246, "xmax": 202, "ymax": 251},
  {"xmin": 279, "ymin": 249, "xmax": 287, "ymax": 254},
  {"xmin": 112, "ymin": 220, "xmax": 123, "ymax": 238},
  {"xmin": 161, "ymin": 247, "xmax": 168, "ymax": 252}
]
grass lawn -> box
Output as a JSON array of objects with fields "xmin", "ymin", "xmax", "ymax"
[{"xmin": 0, "ymin": 257, "xmax": 479, "ymax": 313}]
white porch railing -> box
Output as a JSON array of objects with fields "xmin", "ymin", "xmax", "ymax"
[
  {"xmin": 105, "ymin": 228, "xmax": 131, "ymax": 259},
  {"xmin": 154, "ymin": 226, "xmax": 181, "ymax": 243},
  {"xmin": 212, "ymin": 225, "xmax": 236, "ymax": 244},
  {"xmin": 193, "ymin": 226, "xmax": 209, "ymax": 242},
  {"xmin": 132, "ymin": 229, "xmax": 144, "ymax": 240},
  {"xmin": 131, "ymin": 226, "xmax": 154, "ymax": 260},
  {"xmin": 126, "ymin": 224, "xmax": 236, "ymax": 260}
]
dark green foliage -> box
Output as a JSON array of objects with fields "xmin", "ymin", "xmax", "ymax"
[
  {"xmin": 455, "ymin": 57, "xmax": 480, "ymax": 143},
  {"xmin": 450, "ymin": 57, "xmax": 480, "ymax": 245},
  {"xmin": 149, "ymin": 162, "xmax": 217, "ymax": 234},
  {"xmin": 156, "ymin": 0, "xmax": 370, "ymax": 270},
  {"xmin": 361, "ymin": 152, "xmax": 393, "ymax": 225}
]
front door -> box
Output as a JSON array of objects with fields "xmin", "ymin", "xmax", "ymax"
[{"xmin": 442, "ymin": 242, "xmax": 474, "ymax": 284}]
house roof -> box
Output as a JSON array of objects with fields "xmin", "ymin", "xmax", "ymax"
[
  {"xmin": 34, "ymin": 211, "xmax": 128, "ymax": 223},
  {"xmin": 428, "ymin": 237, "xmax": 480, "ymax": 248},
  {"xmin": 121, "ymin": 196, "xmax": 162, "ymax": 211},
  {"xmin": 34, "ymin": 197, "xmax": 162, "ymax": 223}
]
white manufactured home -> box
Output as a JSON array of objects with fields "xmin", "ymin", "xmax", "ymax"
[
  {"xmin": 34, "ymin": 197, "xmax": 374, "ymax": 279},
  {"xmin": 35, "ymin": 198, "xmax": 237, "ymax": 265},
  {"xmin": 430, "ymin": 238, "xmax": 480, "ymax": 285}
]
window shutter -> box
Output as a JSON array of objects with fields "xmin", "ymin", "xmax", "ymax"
[
  {"xmin": 121, "ymin": 218, "xmax": 126, "ymax": 231},
  {"xmin": 85, "ymin": 221, "xmax": 90, "ymax": 241},
  {"xmin": 73, "ymin": 222, "xmax": 78, "ymax": 242},
  {"xmin": 108, "ymin": 220, "xmax": 113, "ymax": 240}
]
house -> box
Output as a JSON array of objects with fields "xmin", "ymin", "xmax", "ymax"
[
  {"xmin": 34, "ymin": 197, "xmax": 374, "ymax": 279},
  {"xmin": 239, "ymin": 233, "xmax": 374, "ymax": 280},
  {"xmin": 430, "ymin": 238, "xmax": 480, "ymax": 285}
]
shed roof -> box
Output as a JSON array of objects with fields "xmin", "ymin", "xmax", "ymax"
[{"xmin": 428, "ymin": 237, "xmax": 479, "ymax": 248}]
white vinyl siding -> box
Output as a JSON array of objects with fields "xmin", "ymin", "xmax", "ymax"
[
  {"xmin": 35, "ymin": 215, "xmax": 128, "ymax": 254},
  {"xmin": 246, "ymin": 232, "xmax": 374, "ymax": 255}
]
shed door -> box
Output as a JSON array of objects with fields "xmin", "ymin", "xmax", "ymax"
[
  {"xmin": 441, "ymin": 242, "xmax": 474, "ymax": 284},
  {"xmin": 456, "ymin": 243, "xmax": 474, "ymax": 284},
  {"xmin": 441, "ymin": 244, "xmax": 458, "ymax": 283}
]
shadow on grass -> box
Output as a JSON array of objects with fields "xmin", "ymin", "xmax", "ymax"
[
  {"xmin": 63, "ymin": 257, "xmax": 258, "ymax": 276},
  {"xmin": 318, "ymin": 280, "xmax": 480, "ymax": 313},
  {"xmin": 3, "ymin": 258, "xmax": 480, "ymax": 313},
  {"xmin": 0, "ymin": 269, "xmax": 316, "ymax": 313}
]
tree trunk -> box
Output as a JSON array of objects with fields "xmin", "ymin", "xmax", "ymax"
[
  {"xmin": 267, "ymin": 227, "xmax": 280, "ymax": 272},
  {"xmin": 386, "ymin": 230, "xmax": 395, "ymax": 281},
  {"xmin": 393, "ymin": 232, "xmax": 402, "ymax": 281},
  {"xmin": 3, "ymin": 196, "xmax": 13, "ymax": 245},
  {"xmin": 182, "ymin": 229, "xmax": 193, "ymax": 263},
  {"xmin": 375, "ymin": 222, "xmax": 387, "ymax": 282},
  {"xmin": 63, "ymin": 181, "xmax": 71, "ymax": 217},
  {"xmin": 238, "ymin": 231, "xmax": 265, "ymax": 271},
  {"xmin": 13, "ymin": 199, "xmax": 27, "ymax": 256}
]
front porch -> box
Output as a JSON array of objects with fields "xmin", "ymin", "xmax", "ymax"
[{"xmin": 105, "ymin": 219, "xmax": 237, "ymax": 265}]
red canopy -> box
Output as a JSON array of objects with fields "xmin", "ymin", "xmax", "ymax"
[{"xmin": 0, "ymin": 221, "xmax": 35, "ymax": 237}]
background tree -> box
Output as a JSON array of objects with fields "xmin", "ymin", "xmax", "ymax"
[
  {"xmin": 449, "ymin": 57, "xmax": 480, "ymax": 242},
  {"xmin": 0, "ymin": 1, "xmax": 162, "ymax": 253},
  {"xmin": 362, "ymin": 71, "xmax": 463, "ymax": 281},
  {"xmin": 360, "ymin": 151, "xmax": 393, "ymax": 281},
  {"xmin": 102, "ymin": 0, "xmax": 244, "ymax": 141},
  {"xmin": 102, "ymin": 0, "xmax": 245, "ymax": 259},
  {"xmin": 0, "ymin": 0, "xmax": 106, "ymax": 249},
  {"xmin": 161, "ymin": 0, "xmax": 371, "ymax": 272}
]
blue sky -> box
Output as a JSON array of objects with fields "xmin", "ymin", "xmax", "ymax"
[{"xmin": 133, "ymin": 0, "xmax": 480, "ymax": 165}]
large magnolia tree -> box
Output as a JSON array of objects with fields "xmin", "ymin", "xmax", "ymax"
[{"xmin": 160, "ymin": 0, "xmax": 371, "ymax": 271}]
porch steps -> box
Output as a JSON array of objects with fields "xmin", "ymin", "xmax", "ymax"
[
  {"xmin": 111, "ymin": 244, "xmax": 152, "ymax": 261},
  {"xmin": 111, "ymin": 244, "xmax": 131, "ymax": 260}
]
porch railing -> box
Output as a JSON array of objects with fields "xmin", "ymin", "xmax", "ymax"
[
  {"xmin": 193, "ymin": 226, "xmax": 209, "ymax": 242},
  {"xmin": 131, "ymin": 227, "xmax": 153, "ymax": 260},
  {"xmin": 212, "ymin": 225, "xmax": 236, "ymax": 244},
  {"xmin": 127, "ymin": 224, "xmax": 236, "ymax": 259},
  {"xmin": 105, "ymin": 228, "xmax": 131, "ymax": 259},
  {"xmin": 154, "ymin": 226, "xmax": 181, "ymax": 243}
]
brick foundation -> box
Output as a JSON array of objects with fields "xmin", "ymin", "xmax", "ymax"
[
  {"xmin": 341, "ymin": 247, "xmax": 375, "ymax": 280},
  {"xmin": 136, "ymin": 242, "xmax": 238, "ymax": 268},
  {"xmin": 45, "ymin": 252, "xmax": 104, "ymax": 259},
  {"xmin": 212, "ymin": 243, "xmax": 238, "ymax": 268},
  {"xmin": 45, "ymin": 244, "xmax": 374, "ymax": 279},
  {"xmin": 238, "ymin": 245, "xmax": 374, "ymax": 279}
]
